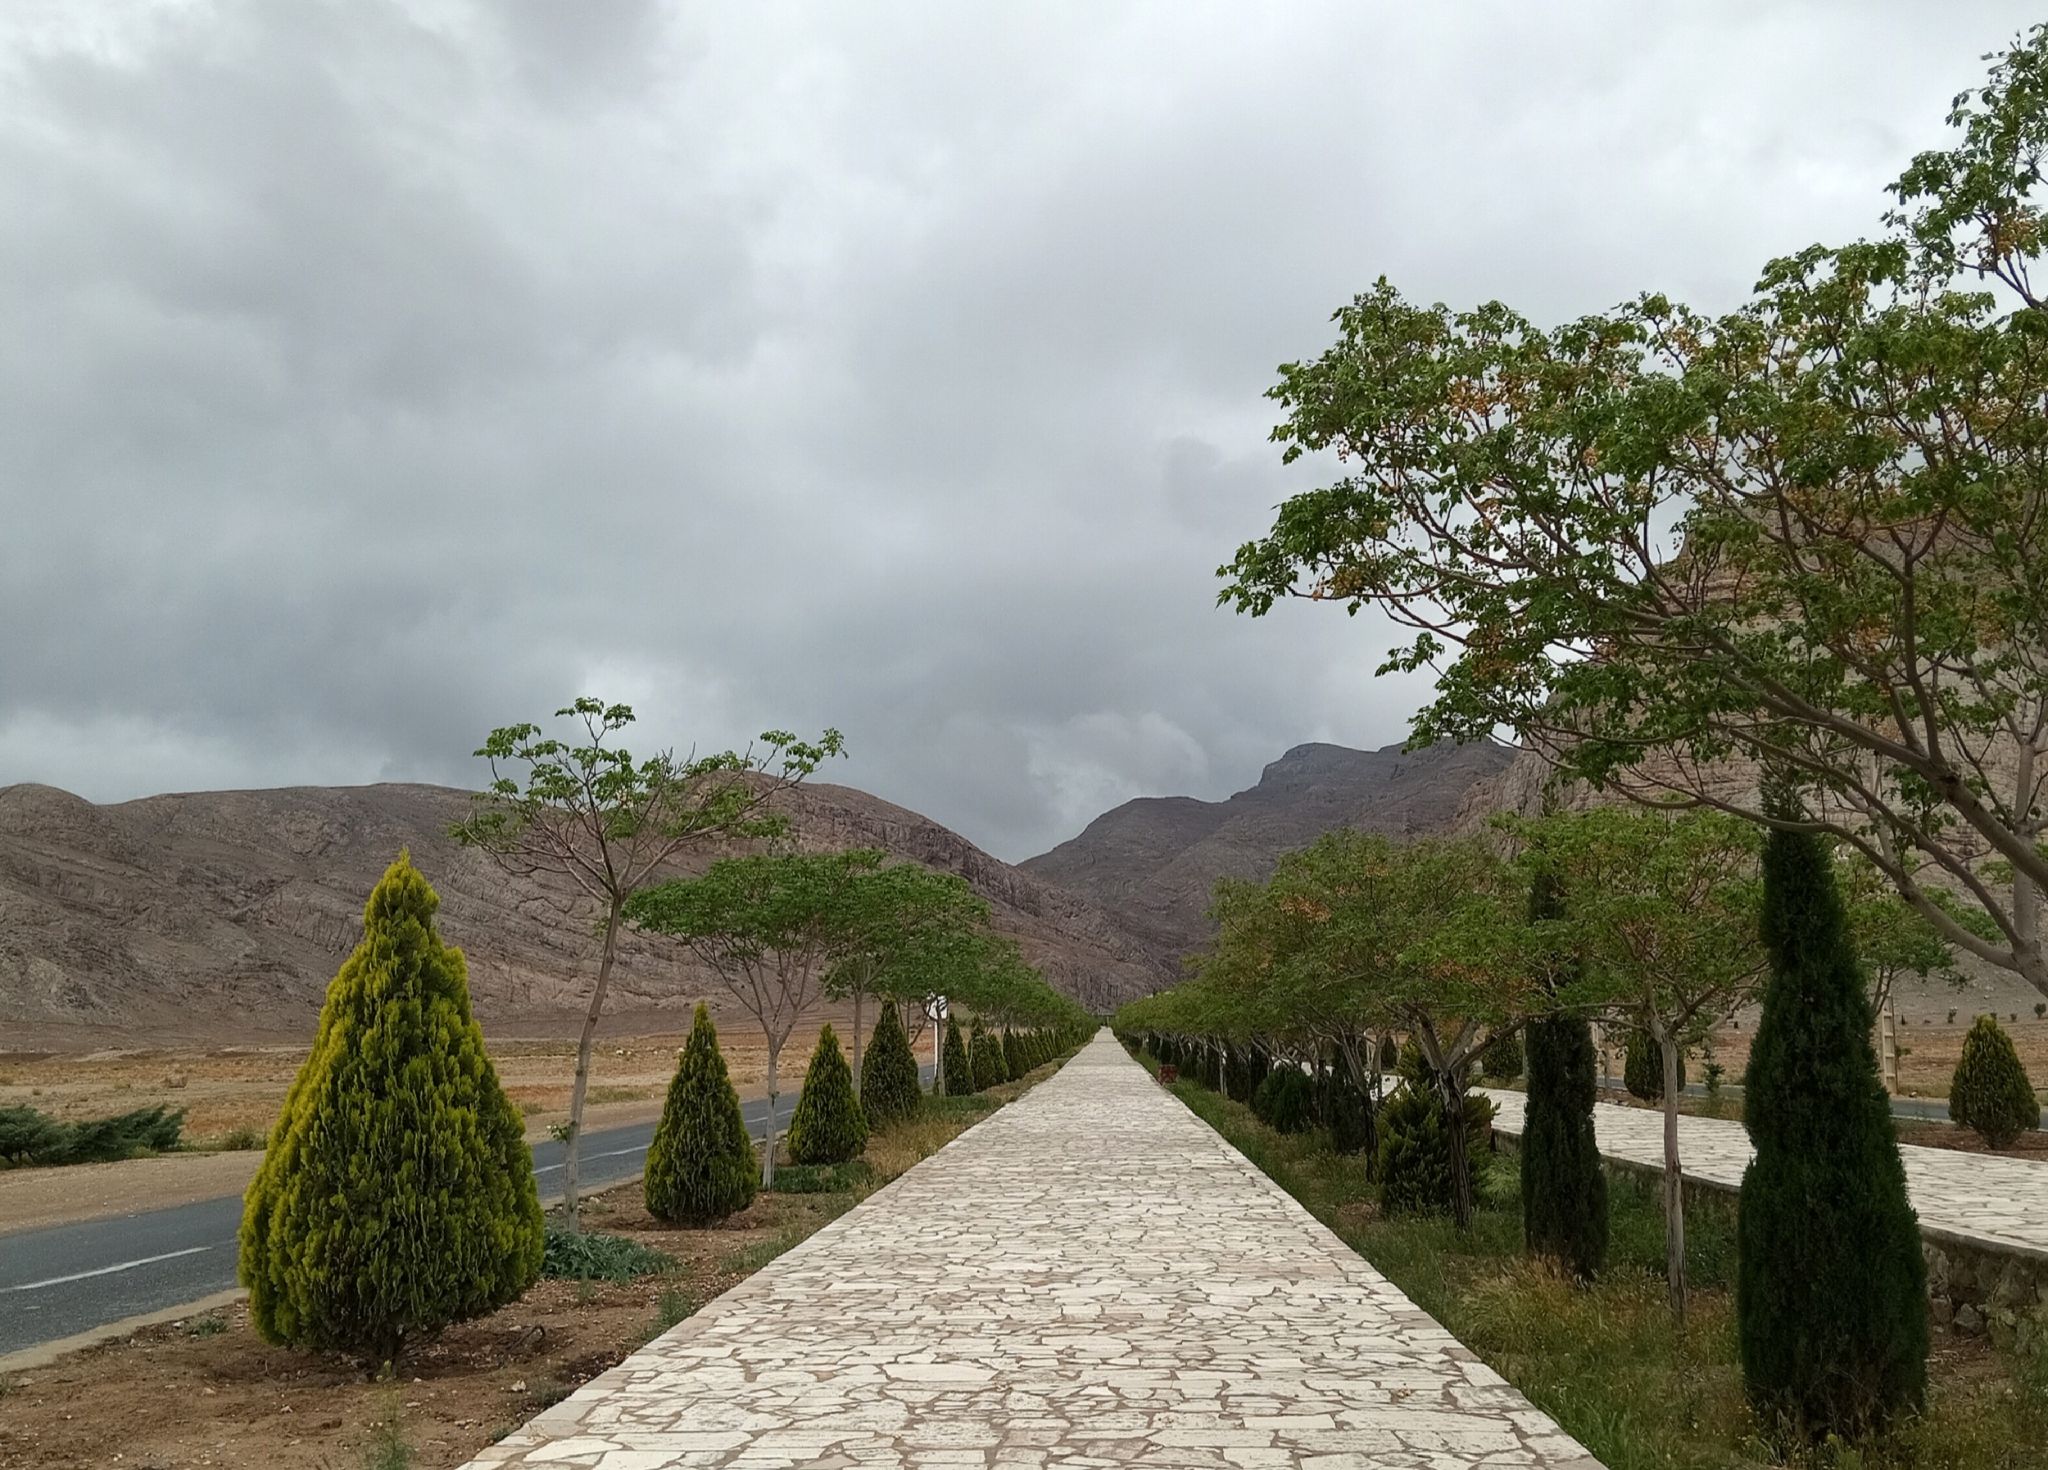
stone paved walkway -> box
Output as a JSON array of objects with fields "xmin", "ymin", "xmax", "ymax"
[
  {"xmin": 468, "ymin": 1034, "xmax": 1602, "ymax": 1469},
  {"xmin": 1480, "ymin": 1089, "xmax": 2048, "ymax": 1260}
]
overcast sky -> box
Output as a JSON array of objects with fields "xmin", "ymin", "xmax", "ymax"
[{"xmin": 2, "ymin": 2, "xmax": 2037, "ymax": 861}]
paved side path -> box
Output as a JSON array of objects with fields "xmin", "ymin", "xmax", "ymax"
[
  {"xmin": 1481, "ymin": 1089, "xmax": 2048, "ymax": 1260},
  {"xmin": 470, "ymin": 1034, "xmax": 1602, "ymax": 1469}
]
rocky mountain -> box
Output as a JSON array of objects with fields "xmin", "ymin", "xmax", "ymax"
[
  {"xmin": 1022, "ymin": 740, "xmax": 1515, "ymax": 967},
  {"xmin": 0, "ymin": 779, "xmax": 1169, "ymax": 1046}
]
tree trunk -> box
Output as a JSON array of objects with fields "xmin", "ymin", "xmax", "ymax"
[
  {"xmin": 1438, "ymin": 1069, "xmax": 1475, "ymax": 1232},
  {"xmin": 1878, "ymin": 992, "xmax": 1900, "ymax": 1094},
  {"xmin": 1659, "ymin": 1027, "xmax": 1688, "ymax": 1323},
  {"xmin": 851, "ymin": 986, "xmax": 865, "ymax": 1092},
  {"xmin": 561, "ymin": 897, "xmax": 622, "ymax": 1230},
  {"xmin": 761, "ymin": 1036, "xmax": 781, "ymax": 1189}
]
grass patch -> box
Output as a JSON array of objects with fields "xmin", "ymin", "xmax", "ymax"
[
  {"xmin": 1162, "ymin": 1070, "xmax": 2048, "ymax": 1470},
  {"xmin": 541, "ymin": 1226, "xmax": 674, "ymax": 1282},
  {"xmin": 649, "ymin": 1286, "xmax": 697, "ymax": 1338},
  {"xmin": 770, "ymin": 1159, "xmax": 879, "ymax": 1194},
  {"xmin": 584, "ymin": 1086, "xmax": 650, "ymax": 1106}
]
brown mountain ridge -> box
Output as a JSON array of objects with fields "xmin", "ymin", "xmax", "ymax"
[
  {"xmin": 1021, "ymin": 739, "xmax": 1515, "ymax": 968},
  {"xmin": 0, "ymin": 779, "xmax": 1169, "ymax": 1047}
]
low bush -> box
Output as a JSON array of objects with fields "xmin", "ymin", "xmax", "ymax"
[
  {"xmin": 541, "ymin": 1225, "xmax": 674, "ymax": 1282},
  {"xmin": 1376, "ymin": 1083, "xmax": 1495, "ymax": 1216},
  {"xmin": 1950, "ymin": 1014, "xmax": 2041, "ymax": 1147},
  {"xmin": 0, "ymin": 1102, "xmax": 185, "ymax": 1167},
  {"xmin": 1623, "ymin": 1029, "xmax": 1683, "ymax": 1102},
  {"xmin": 770, "ymin": 1159, "xmax": 879, "ymax": 1194},
  {"xmin": 1250, "ymin": 1065, "xmax": 1314, "ymax": 1133}
]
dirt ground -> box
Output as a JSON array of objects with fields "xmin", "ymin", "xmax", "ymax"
[{"xmin": 0, "ymin": 1059, "xmax": 1056, "ymax": 1469}]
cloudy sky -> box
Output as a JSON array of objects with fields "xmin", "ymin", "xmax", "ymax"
[{"xmin": 2, "ymin": 2, "xmax": 2036, "ymax": 861}]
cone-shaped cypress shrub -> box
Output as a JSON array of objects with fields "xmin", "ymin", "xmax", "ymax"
[
  {"xmin": 1321, "ymin": 1066, "xmax": 1376, "ymax": 1156},
  {"xmin": 860, "ymin": 1002, "xmax": 923, "ymax": 1128},
  {"xmin": 1623, "ymin": 1028, "xmax": 1683, "ymax": 1100},
  {"xmin": 1739, "ymin": 823, "xmax": 1926, "ymax": 1440},
  {"xmin": 1223, "ymin": 1045, "xmax": 1269, "ymax": 1103},
  {"xmin": 1377, "ymin": 1084, "xmax": 1454, "ymax": 1214},
  {"xmin": 970, "ymin": 1021, "xmax": 1008, "ymax": 1091},
  {"xmin": 786, "ymin": 1024, "xmax": 868, "ymax": 1165},
  {"xmin": 1950, "ymin": 1014, "xmax": 2041, "ymax": 1147},
  {"xmin": 942, "ymin": 1014, "xmax": 974, "ymax": 1096},
  {"xmin": 238, "ymin": 854, "xmax": 542, "ymax": 1363},
  {"xmin": 1521, "ymin": 868, "xmax": 1608, "ymax": 1281},
  {"xmin": 1478, "ymin": 1030, "xmax": 1524, "ymax": 1083},
  {"xmin": 644, "ymin": 1004, "xmax": 758, "ymax": 1224},
  {"xmin": 1251, "ymin": 1065, "xmax": 1313, "ymax": 1133},
  {"xmin": 1002, "ymin": 1028, "xmax": 1026, "ymax": 1079}
]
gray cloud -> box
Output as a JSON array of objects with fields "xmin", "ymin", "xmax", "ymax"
[{"xmin": 2, "ymin": 0, "xmax": 2037, "ymax": 859}]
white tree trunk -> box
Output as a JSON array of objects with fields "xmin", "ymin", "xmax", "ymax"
[
  {"xmin": 561, "ymin": 899, "xmax": 623, "ymax": 1229},
  {"xmin": 761, "ymin": 1037, "xmax": 781, "ymax": 1189},
  {"xmin": 1658, "ymin": 1026, "xmax": 1688, "ymax": 1322}
]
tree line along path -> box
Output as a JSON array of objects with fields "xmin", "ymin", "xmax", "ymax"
[{"xmin": 465, "ymin": 1031, "xmax": 1601, "ymax": 1470}]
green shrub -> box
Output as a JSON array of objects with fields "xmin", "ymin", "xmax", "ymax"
[
  {"xmin": 770, "ymin": 1159, "xmax": 878, "ymax": 1194},
  {"xmin": 1377, "ymin": 1083, "xmax": 1493, "ymax": 1215},
  {"xmin": 541, "ymin": 1225, "xmax": 673, "ymax": 1281},
  {"xmin": 1739, "ymin": 823, "xmax": 1925, "ymax": 1440},
  {"xmin": 785, "ymin": 1024, "xmax": 867, "ymax": 1165},
  {"xmin": 1477, "ymin": 1029, "xmax": 1524, "ymax": 1083},
  {"xmin": 0, "ymin": 1102, "xmax": 184, "ymax": 1168},
  {"xmin": 858, "ymin": 1002, "xmax": 922, "ymax": 1128},
  {"xmin": 1002, "ymin": 1029, "xmax": 1025, "ymax": 1078},
  {"xmin": 1318, "ymin": 1063, "xmax": 1376, "ymax": 1156},
  {"xmin": 942, "ymin": 1014, "xmax": 974, "ymax": 1096},
  {"xmin": 1224, "ymin": 1046, "xmax": 1269, "ymax": 1103},
  {"xmin": 1251, "ymin": 1065, "xmax": 1314, "ymax": 1133},
  {"xmin": 238, "ymin": 853, "xmax": 544, "ymax": 1363},
  {"xmin": 644, "ymin": 1004, "xmax": 758, "ymax": 1225},
  {"xmin": 1623, "ymin": 1029, "xmax": 1683, "ymax": 1101},
  {"xmin": 969, "ymin": 1022, "xmax": 1008, "ymax": 1091},
  {"xmin": 1950, "ymin": 1014, "xmax": 2040, "ymax": 1146}
]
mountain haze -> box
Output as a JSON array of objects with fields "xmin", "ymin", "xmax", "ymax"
[
  {"xmin": 0, "ymin": 779, "xmax": 1168, "ymax": 1046},
  {"xmin": 1023, "ymin": 740, "xmax": 1514, "ymax": 966}
]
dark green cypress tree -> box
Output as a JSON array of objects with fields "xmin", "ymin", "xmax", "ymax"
[
  {"xmin": 1251, "ymin": 1065, "xmax": 1313, "ymax": 1133},
  {"xmin": 970, "ymin": 1021, "xmax": 1008, "ymax": 1090},
  {"xmin": 1002, "ymin": 1028, "xmax": 1025, "ymax": 1078},
  {"xmin": 644, "ymin": 1004, "xmax": 758, "ymax": 1224},
  {"xmin": 1520, "ymin": 869, "xmax": 1608, "ymax": 1281},
  {"xmin": 1739, "ymin": 822, "xmax": 1926, "ymax": 1440},
  {"xmin": 785, "ymin": 1024, "xmax": 868, "ymax": 1165},
  {"xmin": 238, "ymin": 853, "xmax": 542, "ymax": 1363},
  {"xmin": 1477, "ymin": 1029, "xmax": 1524, "ymax": 1083},
  {"xmin": 859, "ymin": 1002, "xmax": 923, "ymax": 1129},
  {"xmin": 1949, "ymin": 1014, "xmax": 2041, "ymax": 1147},
  {"xmin": 1623, "ymin": 1028, "xmax": 1683, "ymax": 1100},
  {"xmin": 942, "ymin": 1013, "xmax": 974, "ymax": 1096}
]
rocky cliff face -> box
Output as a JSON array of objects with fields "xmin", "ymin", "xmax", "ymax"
[
  {"xmin": 0, "ymin": 779, "xmax": 1168, "ymax": 1045},
  {"xmin": 1021, "ymin": 740, "xmax": 1515, "ymax": 967}
]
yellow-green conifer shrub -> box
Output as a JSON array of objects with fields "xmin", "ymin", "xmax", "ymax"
[
  {"xmin": 645, "ymin": 1003, "xmax": 759, "ymax": 1223},
  {"xmin": 238, "ymin": 853, "xmax": 543, "ymax": 1364}
]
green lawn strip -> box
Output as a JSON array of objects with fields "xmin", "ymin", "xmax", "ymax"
[{"xmin": 1161, "ymin": 1072, "xmax": 2048, "ymax": 1470}]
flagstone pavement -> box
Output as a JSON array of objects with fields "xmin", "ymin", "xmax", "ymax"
[
  {"xmin": 1480, "ymin": 1088, "xmax": 2048, "ymax": 1260},
  {"xmin": 466, "ymin": 1032, "xmax": 1603, "ymax": 1469}
]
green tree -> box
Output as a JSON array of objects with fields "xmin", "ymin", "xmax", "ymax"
[
  {"xmin": 1221, "ymin": 30, "xmax": 2048, "ymax": 1003},
  {"xmin": 969, "ymin": 1020, "xmax": 1008, "ymax": 1091},
  {"xmin": 238, "ymin": 854, "xmax": 542, "ymax": 1363},
  {"xmin": 1739, "ymin": 820, "xmax": 1926, "ymax": 1440},
  {"xmin": 452, "ymin": 698, "xmax": 839, "ymax": 1222},
  {"xmin": 825, "ymin": 863, "xmax": 988, "ymax": 1092},
  {"xmin": 859, "ymin": 1001, "xmax": 923, "ymax": 1128},
  {"xmin": 627, "ymin": 849, "xmax": 880, "ymax": 1187},
  {"xmin": 1950, "ymin": 1014, "xmax": 2041, "ymax": 1147},
  {"xmin": 942, "ymin": 1013, "xmax": 973, "ymax": 1096},
  {"xmin": 644, "ymin": 1004, "xmax": 757, "ymax": 1225},
  {"xmin": 1518, "ymin": 868, "xmax": 1608, "ymax": 1281},
  {"xmin": 784, "ymin": 1024, "xmax": 867, "ymax": 1166}
]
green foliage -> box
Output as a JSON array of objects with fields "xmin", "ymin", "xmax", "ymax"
[
  {"xmin": 858, "ymin": 1002, "xmax": 922, "ymax": 1128},
  {"xmin": 1519, "ymin": 870, "xmax": 1608, "ymax": 1281},
  {"xmin": 1002, "ymin": 1029, "xmax": 1024, "ymax": 1078},
  {"xmin": 942, "ymin": 1014, "xmax": 973, "ymax": 1096},
  {"xmin": 785, "ymin": 1024, "xmax": 868, "ymax": 1165},
  {"xmin": 969, "ymin": 1021, "xmax": 1008, "ymax": 1091},
  {"xmin": 0, "ymin": 1102, "xmax": 184, "ymax": 1168},
  {"xmin": 238, "ymin": 854, "xmax": 544, "ymax": 1362},
  {"xmin": 1317, "ymin": 1062, "xmax": 1375, "ymax": 1156},
  {"xmin": 1250, "ymin": 1064, "xmax": 1314, "ymax": 1133},
  {"xmin": 1377, "ymin": 1084, "xmax": 1494, "ymax": 1216},
  {"xmin": 1476, "ymin": 1029, "xmax": 1523, "ymax": 1083},
  {"xmin": 541, "ymin": 1226, "xmax": 673, "ymax": 1281},
  {"xmin": 770, "ymin": 1159, "xmax": 878, "ymax": 1194},
  {"xmin": 1739, "ymin": 823, "xmax": 1926, "ymax": 1440},
  {"xmin": 1222, "ymin": 1046, "xmax": 1268, "ymax": 1103},
  {"xmin": 1622, "ymin": 1029, "xmax": 1683, "ymax": 1101},
  {"xmin": 643, "ymin": 1004, "xmax": 758, "ymax": 1226},
  {"xmin": 1950, "ymin": 1014, "xmax": 2041, "ymax": 1147}
]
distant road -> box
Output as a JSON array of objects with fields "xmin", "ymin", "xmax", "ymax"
[{"xmin": 0, "ymin": 1068, "xmax": 932, "ymax": 1360}]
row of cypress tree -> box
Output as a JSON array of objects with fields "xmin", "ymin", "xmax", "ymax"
[
  {"xmin": 237, "ymin": 852, "xmax": 1081, "ymax": 1367},
  {"xmin": 1120, "ymin": 818, "xmax": 1940, "ymax": 1445}
]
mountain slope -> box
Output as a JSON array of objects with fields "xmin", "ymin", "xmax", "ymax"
[
  {"xmin": 0, "ymin": 779, "xmax": 1167, "ymax": 1044},
  {"xmin": 1022, "ymin": 740, "xmax": 1515, "ymax": 965}
]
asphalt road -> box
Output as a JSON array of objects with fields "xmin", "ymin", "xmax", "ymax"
[{"xmin": 0, "ymin": 1069, "xmax": 932, "ymax": 1359}]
